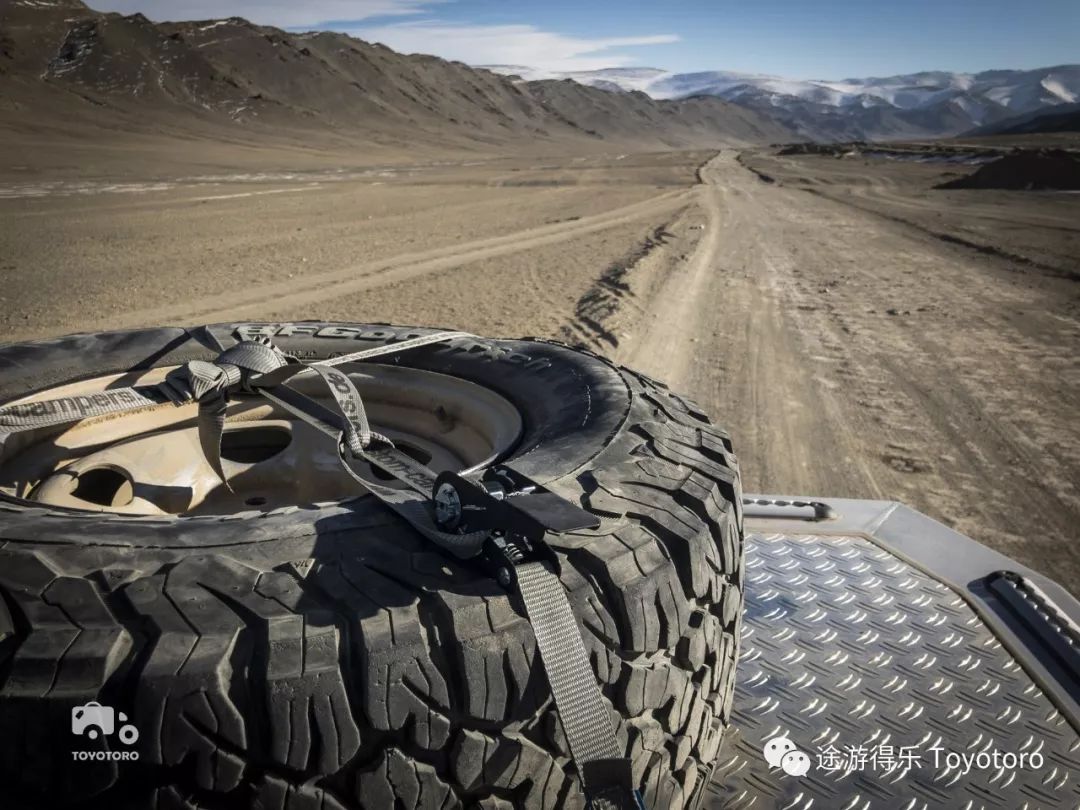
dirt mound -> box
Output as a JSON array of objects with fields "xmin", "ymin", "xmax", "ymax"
[{"xmin": 937, "ymin": 149, "xmax": 1080, "ymax": 190}]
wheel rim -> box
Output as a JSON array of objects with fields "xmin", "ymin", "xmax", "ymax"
[{"xmin": 0, "ymin": 363, "xmax": 522, "ymax": 516}]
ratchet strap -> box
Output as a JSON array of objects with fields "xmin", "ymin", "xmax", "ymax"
[
  {"xmin": 0, "ymin": 330, "xmax": 642, "ymax": 809},
  {"xmin": 516, "ymin": 561, "xmax": 643, "ymax": 810}
]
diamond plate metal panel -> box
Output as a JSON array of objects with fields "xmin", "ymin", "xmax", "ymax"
[{"xmin": 705, "ymin": 533, "xmax": 1080, "ymax": 810}]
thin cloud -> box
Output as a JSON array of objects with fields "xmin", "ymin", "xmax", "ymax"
[
  {"xmin": 347, "ymin": 22, "xmax": 679, "ymax": 72},
  {"xmin": 88, "ymin": 1, "xmax": 439, "ymax": 27}
]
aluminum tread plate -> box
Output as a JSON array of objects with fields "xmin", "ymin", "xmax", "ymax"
[{"xmin": 704, "ymin": 532, "xmax": 1080, "ymax": 809}]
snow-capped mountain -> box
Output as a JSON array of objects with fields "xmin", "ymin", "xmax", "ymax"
[{"xmin": 482, "ymin": 64, "xmax": 1080, "ymax": 141}]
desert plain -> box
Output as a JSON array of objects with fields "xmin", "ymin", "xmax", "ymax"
[{"xmin": 1, "ymin": 137, "xmax": 1078, "ymax": 588}]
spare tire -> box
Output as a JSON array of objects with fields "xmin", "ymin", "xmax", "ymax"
[{"xmin": 0, "ymin": 322, "xmax": 743, "ymax": 810}]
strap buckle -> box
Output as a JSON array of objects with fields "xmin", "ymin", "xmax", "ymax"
[
  {"xmin": 431, "ymin": 468, "xmax": 599, "ymax": 580},
  {"xmin": 432, "ymin": 468, "xmax": 599, "ymax": 538},
  {"xmin": 583, "ymin": 759, "xmax": 647, "ymax": 810}
]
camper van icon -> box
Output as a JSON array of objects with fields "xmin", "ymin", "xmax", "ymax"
[{"xmin": 71, "ymin": 702, "xmax": 139, "ymax": 744}]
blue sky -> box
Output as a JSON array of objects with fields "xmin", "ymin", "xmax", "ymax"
[{"xmin": 92, "ymin": 1, "xmax": 1079, "ymax": 79}]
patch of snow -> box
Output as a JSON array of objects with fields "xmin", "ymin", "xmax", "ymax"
[
  {"xmin": 1042, "ymin": 77, "xmax": 1077, "ymax": 103},
  {"xmin": 951, "ymin": 95, "xmax": 994, "ymax": 124},
  {"xmin": 198, "ymin": 20, "xmax": 232, "ymax": 32}
]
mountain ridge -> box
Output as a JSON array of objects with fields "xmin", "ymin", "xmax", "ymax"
[
  {"xmin": 0, "ymin": 0, "xmax": 798, "ymax": 172},
  {"xmin": 968, "ymin": 101, "xmax": 1080, "ymax": 136},
  {"xmin": 484, "ymin": 63, "xmax": 1080, "ymax": 141}
]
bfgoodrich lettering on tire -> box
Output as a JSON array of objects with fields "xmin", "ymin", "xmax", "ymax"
[{"xmin": 0, "ymin": 322, "xmax": 744, "ymax": 809}]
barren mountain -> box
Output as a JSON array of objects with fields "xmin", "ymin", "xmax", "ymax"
[
  {"xmin": 0, "ymin": 0, "xmax": 796, "ymax": 176},
  {"xmin": 969, "ymin": 102, "xmax": 1080, "ymax": 136}
]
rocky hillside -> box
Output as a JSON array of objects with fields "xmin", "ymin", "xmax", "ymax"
[
  {"xmin": 0, "ymin": 0, "xmax": 796, "ymax": 164},
  {"xmin": 968, "ymin": 102, "xmax": 1080, "ymax": 136}
]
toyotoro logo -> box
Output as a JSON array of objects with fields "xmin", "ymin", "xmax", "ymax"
[{"xmin": 71, "ymin": 702, "xmax": 140, "ymax": 761}]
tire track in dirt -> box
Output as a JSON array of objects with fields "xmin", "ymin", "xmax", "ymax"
[
  {"xmin": 86, "ymin": 187, "xmax": 693, "ymax": 331},
  {"xmin": 615, "ymin": 150, "xmax": 1080, "ymax": 588},
  {"xmin": 617, "ymin": 155, "xmax": 861, "ymax": 496},
  {"xmin": 556, "ymin": 220, "xmax": 683, "ymax": 352}
]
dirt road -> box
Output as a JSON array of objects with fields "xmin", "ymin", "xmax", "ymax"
[
  {"xmin": 617, "ymin": 152, "xmax": 1079, "ymax": 587},
  {"xmin": 1, "ymin": 148, "xmax": 1077, "ymax": 586}
]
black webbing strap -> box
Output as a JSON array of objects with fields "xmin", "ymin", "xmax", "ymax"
[{"xmin": 0, "ymin": 329, "xmax": 643, "ymax": 808}]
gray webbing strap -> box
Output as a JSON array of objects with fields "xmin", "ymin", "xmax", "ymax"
[
  {"xmin": 517, "ymin": 563, "xmax": 641, "ymax": 810},
  {"xmin": 317, "ymin": 330, "xmax": 473, "ymax": 367},
  {"xmin": 305, "ymin": 365, "xmax": 387, "ymax": 454},
  {"xmin": 198, "ymin": 392, "xmax": 232, "ymax": 486},
  {"xmin": 253, "ymin": 330, "xmax": 475, "ymax": 397},
  {"xmin": 0, "ymin": 388, "xmax": 164, "ymax": 432},
  {"xmin": 516, "ymin": 562, "xmax": 621, "ymax": 764},
  {"xmin": 177, "ymin": 342, "xmax": 285, "ymax": 489}
]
